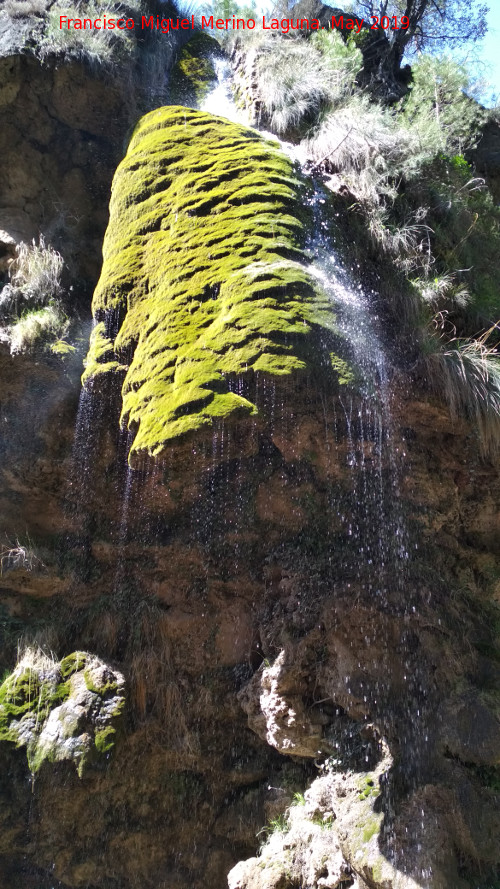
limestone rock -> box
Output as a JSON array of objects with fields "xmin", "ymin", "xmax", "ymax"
[
  {"xmin": 0, "ymin": 649, "xmax": 125, "ymax": 775},
  {"xmin": 227, "ymin": 775, "xmax": 351, "ymax": 889},
  {"xmin": 0, "ymin": 6, "xmax": 184, "ymax": 293},
  {"xmin": 238, "ymin": 650, "xmax": 325, "ymax": 758}
]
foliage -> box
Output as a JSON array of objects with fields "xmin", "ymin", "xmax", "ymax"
[
  {"xmin": 7, "ymin": 235, "xmax": 63, "ymax": 309},
  {"xmin": 168, "ymin": 33, "xmax": 219, "ymax": 105},
  {"xmin": 9, "ymin": 305, "xmax": 69, "ymax": 354},
  {"xmin": 0, "ymin": 536, "xmax": 46, "ymax": 575},
  {"xmin": 252, "ymin": 32, "xmax": 500, "ymax": 446},
  {"xmin": 353, "ymin": 0, "xmax": 488, "ymax": 60},
  {"xmin": 4, "ymin": 0, "xmax": 48, "ymax": 16},
  {"xmin": 38, "ymin": 0, "xmax": 141, "ymax": 64},
  {"xmin": 257, "ymin": 812, "xmax": 289, "ymax": 845},
  {"xmin": 400, "ymin": 56, "xmax": 485, "ymax": 162},
  {"xmin": 422, "ymin": 327, "xmax": 500, "ymax": 457},
  {"xmin": 0, "ymin": 648, "xmax": 124, "ymax": 774},
  {"xmin": 198, "ymin": 0, "xmax": 258, "ymax": 24},
  {"xmin": 254, "ymin": 30, "xmax": 362, "ymax": 137},
  {"xmin": 254, "ymin": 38, "xmax": 336, "ymax": 137},
  {"xmin": 0, "ymin": 236, "xmax": 71, "ymax": 354}
]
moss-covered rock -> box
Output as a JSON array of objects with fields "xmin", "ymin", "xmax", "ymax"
[
  {"xmin": 0, "ymin": 649, "xmax": 125, "ymax": 776},
  {"xmin": 84, "ymin": 105, "xmax": 339, "ymax": 460},
  {"xmin": 169, "ymin": 33, "xmax": 221, "ymax": 105}
]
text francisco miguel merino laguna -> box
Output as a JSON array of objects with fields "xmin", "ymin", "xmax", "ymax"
[{"xmin": 58, "ymin": 14, "xmax": 394, "ymax": 35}]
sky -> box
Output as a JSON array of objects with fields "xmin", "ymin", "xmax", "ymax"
[{"xmin": 479, "ymin": 2, "xmax": 500, "ymax": 104}]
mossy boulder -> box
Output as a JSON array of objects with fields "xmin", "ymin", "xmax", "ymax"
[
  {"xmin": 84, "ymin": 105, "xmax": 340, "ymax": 460},
  {"xmin": 169, "ymin": 33, "xmax": 221, "ymax": 105},
  {"xmin": 0, "ymin": 650, "xmax": 125, "ymax": 776}
]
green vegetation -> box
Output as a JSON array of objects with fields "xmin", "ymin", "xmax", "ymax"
[
  {"xmin": 85, "ymin": 105, "xmax": 345, "ymax": 458},
  {"xmin": 0, "ymin": 650, "xmax": 73, "ymax": 746},
  {"xmin": 9, "ymin": 305, "xmax": 69, "ymax": 354},
  {"xmin": 244, "ymin": 28, "xmax": 499, "ymax": 455},
  {"xmin": 0, "ymin": 648, "xmax": 124, "ymax": 774},
  {"xmin": 254, "ymin": 30, "xmax": 362, "ymax": 138},
  {"xmin": 38, "ymin": 0, "xmax": 141, "ymax": 64},
  {"xmin": 0, "ymin": 237, "xmax": 70, "ymax": 354},
  {"xmin": 353, "ymin": 0, "xmax": 487, "ymax": 58},
  {"xmin": 84, "ymin": 668, "xmax": 118, "ymax": 694},
  {"xmin": 357, "ymin": 775, "xmax": 380, "ymax": 801},
  {"xmin": 169, "ymin": 33, "xmax": 220, "ymax": 105},
  {"xmin": 59, "ymin": 651, "xmax": 87, "ymax": 678},
  {"xmin": 94, "ymin": 725, "xmax": 117, "ymax": 753},
  {"xmin": 257, "ymin": 812, "xmax": 289, "ymax": 843}
]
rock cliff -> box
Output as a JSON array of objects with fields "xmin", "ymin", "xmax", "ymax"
[{"xmin": 0, "ymin": 20, "xmax": 499, "ymax": 889}]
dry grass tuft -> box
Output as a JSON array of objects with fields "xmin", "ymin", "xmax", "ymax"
[
  {"xmin": 0, "ymin": 535, "xmax": 46, "ymax": 574},
  {"xmin": 4, "ymin": 0, "xmax": 48, "ymax": 17},
  {"xmin": 422, "ymin": 325, "xmax": 500, "ymax": 458}
]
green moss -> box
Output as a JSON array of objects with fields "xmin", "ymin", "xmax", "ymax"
[
  {"xmin": 82, "ymin": 322, "xmax": 126, "ymax": 385},
  {"xmin": 330, "ymin": 352, "xmax": 355, "ymax": 385},
  {"xmin": 169, "ymin": 34, "xmax": 220, "ymax": 105},
  {"xmin": 0, "ymin": 665, "xmax": 74, "ymax": 744},
  {"xmin": 94, "ymin": 725, "xmax": 116, "ymax": 754},
  {"xmin": 85, "ymin": 106, "xmax": 339, "ymax": 458},
  {"xmin": 362, "ymin": 819, "xmax": 380, "ymax": 843},
  {"xmin": 0, "ymin": 653, "xmax": 124, "ymax": 774},
  {"xmin": 84, "ymin": 669, "xmax": 118, "ymax": 695},
  {"xmin": 60, "ymin": 651, "xmax": 87, "ymax": 679},
  {"xmin": 357, "ymin": 775, "xmax": 379, "ymax": 800},
  {"xmin": 0, "ymin": 668, "xmax": 41, "ymax": 742}
]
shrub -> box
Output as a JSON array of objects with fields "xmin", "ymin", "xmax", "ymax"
[
  {"xmin": 0, "ymin": 536, "xmax": 46, "ymax": 574},
  {"xmin": 254, "ymin": 37, "xmax": 332, "ymax": 136},
  {"xmin": 9, "ymin": 305, "xmax": 69, "ymax": 354},
  {"xmin": 4, "ymin": 0, "xmax": 48, "ymax": 16},
  {"xmin": 38, "ymin": 0, "xmax": 140, "ymax": 64},
  {"xmin": 305, "ymin": 96, "xmax": 414, "ymax": 203},
  {"xmin": 400, "ymin": 56, "xmax": 485, "ymax": 163},
  {"xmin": 422, "ymin": 327, "xmax": 500, "ymax": 458},
  {"xmin": 254, "ymin": 30, "xmax": 363, "ymax": 138},
  {"xmin": 0, "ymin": 236, "xmax": 73, "ymax": 354},
  {"xmin": 9, "ymin": 236, "xmax": 63, "ymax": 308}
]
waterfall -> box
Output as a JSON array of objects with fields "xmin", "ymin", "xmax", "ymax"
[
  {"xmin": 199, "ymin": 60, "xmax": 435, "ymax": 887},
  {"xmin": 201, "ymin": 58, "xmax": 412, "ymax": 592}
]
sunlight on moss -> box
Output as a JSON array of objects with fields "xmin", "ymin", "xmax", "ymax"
[{"xmin": 85, "ymin": 106, "xmax": 341, "ymax": 458}]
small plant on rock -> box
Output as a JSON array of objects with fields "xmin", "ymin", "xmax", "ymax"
[{"xmin": 0, "ymin": 236, "xmax": 70, "ymax": 354}]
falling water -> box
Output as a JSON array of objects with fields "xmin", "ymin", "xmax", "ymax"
[
  {"xmin": 200, "ymin": 58, "xmax": 248, "ymax": 123},
  {"xmin": 200, "ymin": 59, "xmax": 412, "ymax": 593},
  {"xmin": 199, "ymin": 61, "xmax": 433, "ymax": 884}
]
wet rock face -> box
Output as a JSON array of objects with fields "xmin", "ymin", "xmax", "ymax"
[
  {"xmin": 0, "ymin": 88, "xmax": 499, "ymax": 889},
  {"xmin": 0, "ymin": 51, "xmax": 131, "ymax": 289},
  {"xmin": 84, "ymin": 105, "xmax": 343, "ymax": 459},
  {"xmin": 0, "ymin": 6, "xmax": 184, "ymax": 294},
  {"xmin": 0, "ymin": 350, "xmax": 498, "ymax": 889}
]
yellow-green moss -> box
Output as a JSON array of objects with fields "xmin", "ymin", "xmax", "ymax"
[
  {"xmin": 94, "ymin": 725, "xmax": 116, "ymax": 754},
  {"xmin": 0, "ymin": 666, "xmax": 70, "ymax": 744},
  {"xmin": 169, "ymin": 34, "xmax": 220, "ymax": 105},
  {"xmin": 82, "ymin": 322, "xmax": 126, "ymax": 385},
  {"xmin": 330, "ymin": 352, "xmax": 356, "ymax": 385},
  {"xmin": 357, "ymin": 774, "xmax": 380, "ymax": 801},
  {"xmin": 85, "ymin": 106, "xmax": 338, "ymax": 457},
  {"xmin": 0, "ymin": 652, "xmax": 124, "ymax": 774}
]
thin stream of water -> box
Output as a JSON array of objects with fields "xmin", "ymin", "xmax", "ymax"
[{"xmin": 200, "ymin": 61, "xmax": 433, "ymax": 884}]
